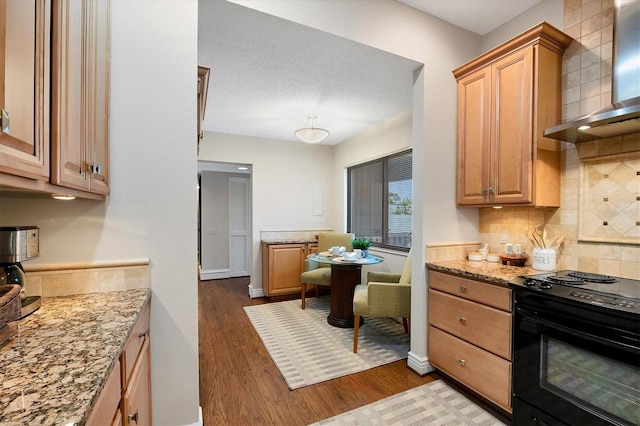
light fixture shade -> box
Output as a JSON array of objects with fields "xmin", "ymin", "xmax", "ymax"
[
  {"xmin": 295, "ymin": 114, "xmax": 330, "ymax": 143},
  {"xmin": 295, "ymin": 127, "xmax": 330, "ymax": 143}
]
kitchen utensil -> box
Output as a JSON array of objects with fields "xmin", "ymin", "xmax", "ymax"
[
  {"xmin": 535, "ymin": 224, "xmax": 547, "ymax": 248},
  {"xmin": 530, "ymin": 230, "xmax": 544, "ymax": 248},
  {"xmin": 551, "ymin": 235, "xmax": 565, "ymax": 251},
  {"xmin": 527, "ymin": 233, "xmax": 539, "ymax": 248}
]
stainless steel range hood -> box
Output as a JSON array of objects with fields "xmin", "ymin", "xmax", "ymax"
[{"xmin": 544, "ymin": 0, "xmax": 640, "ymax": 143}]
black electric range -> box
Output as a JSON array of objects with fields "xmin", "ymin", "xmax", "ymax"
[{"xmin": 511, "ymin": 270, "xmax": 640, "ymax": 314}]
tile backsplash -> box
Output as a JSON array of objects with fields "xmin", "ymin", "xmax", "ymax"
[{"xmin": 478, "ymin": 1, "xmax": 640, "ymax": 280}]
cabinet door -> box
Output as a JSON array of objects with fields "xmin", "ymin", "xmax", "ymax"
[
  {"xmin": 51, "ymin": 0, "xmax": 87, "ymax": 190},
  {"xmin": 490, "ymin": 47, "xmax": 533, "ymax": 204},
  {"xmin": 87, "ymin": 0, "xmax": 109, "ymax": 194},
  {"xmin": 267, "ymin": 244, "xmax": 306, "ymax": 296},
  {"xmin": 52, "ymin": 0, "xmax": 109, "ymax": 194},
  {"xmin": 0, "ymin": 0, "xmax": 50, "ymax": 180},
  {"xmin": 456, "ymin": 66, "xmax": 491, "ymax": 205},
  {"xmin": 122, "ymin": 338, "xmax": 151, "ymax": 426}
]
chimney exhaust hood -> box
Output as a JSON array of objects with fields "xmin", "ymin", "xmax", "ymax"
[{"xmin": 544, "ymin": 0, "xmax": 640, "ymax": 143}]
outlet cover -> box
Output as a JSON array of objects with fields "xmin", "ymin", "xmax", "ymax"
[
  {"xmin": 206, "ymin": 227, "xmax": 217, "ymax": 235},
  {"xmin": 500, "ymin": 232, "xmax": 509, "ymax": 243}
]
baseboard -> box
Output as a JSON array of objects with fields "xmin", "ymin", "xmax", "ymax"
[
  {"xmin": 407, "ymin": 351, "xmax": 435, "ymax": 376},
  {"xmin": 199, "ymin": 269, "xmax": 229, "ymax": 280},
  {"xmin": 185, "ymin": 406, "xmax": 203, "ymax": 426},
  {"xmin": 248, "ymin": 282, "xmax": 265, "ymax": 298}
]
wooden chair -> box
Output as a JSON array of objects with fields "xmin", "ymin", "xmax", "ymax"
[
  {"xmin": 300, "ymin": 232, "xmax": 354, "ymax": 309},
  {"xmin": 352, "ymin": 252, "xmax": 411, "ymax": 352}
]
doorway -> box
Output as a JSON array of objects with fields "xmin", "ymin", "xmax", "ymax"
[{"xmin": 198, "ymin": 161, "xmax": 252, "ymax": 280}]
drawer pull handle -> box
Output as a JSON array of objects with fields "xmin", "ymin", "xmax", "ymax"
[
  {"xmin": 128, "ymin": 410, "xmax": 139, "ymax": 424},
  {"xmin": 459, "ymin": 285, "xmax": 467, "ymax": 293},
  {"xmin": 458, "ymin": 359, "xmax": 466, "ymax": 366},
  {"xmin": 458, "ymin": 316, "xmax": 467, "ymax": 324}
]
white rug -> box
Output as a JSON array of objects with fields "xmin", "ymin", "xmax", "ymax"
[
  {"xmin": 244, "ymin": 296, "xmax": 409, "ymax": 390},
  {"xmin": 312, "ymin": 380, "xmax": 507, "ymax": 426}
]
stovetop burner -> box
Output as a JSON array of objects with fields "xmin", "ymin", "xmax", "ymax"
[
  {"xmin": 566, "ymin": 271, "xmax": 618, "ymax": 283},
  {"xmin": 547, "ymin": 275, "xmax": 585, "ymax": 285}
]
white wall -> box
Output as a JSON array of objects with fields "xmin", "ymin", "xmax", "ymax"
[
  {"xmin": 481, "ymin": 0, "xmax": 564, "ymax": 52},
  {"xmin": 0, "ymin": 1, "xmax": 200, "ymax": 424},
  {"xmin": 198, "ymin": 132, "xmax": 334, "ymax": 295}
]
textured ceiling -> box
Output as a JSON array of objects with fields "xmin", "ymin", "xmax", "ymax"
[
  {"xmin": 197, "ymin": 0, "xmax": 542, "ymax": 146},
  {"xmin": 198, "ymin": 0, "xmax": 421, "ymax": 145}
]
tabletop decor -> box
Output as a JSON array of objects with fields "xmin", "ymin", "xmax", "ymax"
[{"xmin": 351, "ymin": 238, "xmax": 371, "ymax": 257}]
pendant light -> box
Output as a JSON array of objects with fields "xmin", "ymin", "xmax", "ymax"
[{"xmin": 295, "ymin": 114, "xmax": 330, "ymax": 143}]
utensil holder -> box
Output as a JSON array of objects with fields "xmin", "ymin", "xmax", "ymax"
[{"xmin": 533, "ymin": 248, "xmax": 556, "ymax": 271}]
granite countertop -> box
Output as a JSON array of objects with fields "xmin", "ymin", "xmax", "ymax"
[
  {"xmin": 427, "ymin": 259, "xmax": 541, "ymax": 287},
  {"xmin": 262, "ymin": 239, "xmax": 318, "ymax": 244},
  {"xmin": 0, "ymin": 289, "xmax": 151, "ymax": 425}
]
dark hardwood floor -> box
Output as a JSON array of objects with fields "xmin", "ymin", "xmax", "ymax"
[{"xmin": 198, "ymin": 277, "xmax": 507, "ymax": 425}]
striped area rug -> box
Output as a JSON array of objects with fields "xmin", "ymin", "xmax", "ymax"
[
  {"xmin": 312, "ymin": 380, "xmax": 507, "ymax": 426},
  {"xmin": 244, "ymin": 296, "xmax": 409, "ymax": 390}
]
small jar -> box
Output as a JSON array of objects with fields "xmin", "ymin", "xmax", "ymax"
[
  {"xmin": 514, "ymin": 244, "xmax": 522, "ymax": 257},
  {"xmin": 505, "ymin": 243, "xmax": 513, "ymax": 256}
]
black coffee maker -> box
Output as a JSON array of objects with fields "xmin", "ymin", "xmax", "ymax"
[{"xmin": 0, "ymin": 226, "xmax": 41, "ymax": 317}]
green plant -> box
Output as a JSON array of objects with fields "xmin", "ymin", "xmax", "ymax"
[{"xmin": 352, "ymin": 238, "xmax": 371, "ymax": 250}]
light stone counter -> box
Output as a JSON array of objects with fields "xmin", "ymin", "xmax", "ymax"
[
  {"xmin": 0, "ymin": 289, "xmax": 151, "ymax": 425},
  {"xmin": 427, "ymin": 259, "xmax": 542, "ymax": 287}
]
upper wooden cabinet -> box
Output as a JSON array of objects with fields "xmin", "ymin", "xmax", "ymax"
[
  {"xmin": 0, "ymin": 0, "xmax": 109, "ymax": 199},
  {"xmin": 51, "ymin": 0, "xmax": 110, "ymax": 195},
  {"xmin": 0, "ymin": 0, "xmax": 51, "ymax": 181},
  {"xmin": 453, "ymin": 23, "xmax": 572, "ymax": 207}
]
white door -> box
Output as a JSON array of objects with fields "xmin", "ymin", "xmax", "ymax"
[{"xmin": 229, "ymin": 177, "xmax": 251, "ymax": 277}]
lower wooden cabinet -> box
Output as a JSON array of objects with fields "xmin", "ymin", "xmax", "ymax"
[
  {"xmin": 122, "ymin": 339, "xmax": 151, "ymax": 426},
  {"xmin": 86, "ymin": 299, "xmax": 151, "ymax": 425},
  {"xmin": 428, "ymin": 270, "xmax": 512, "ymax": 412},
  {"xmin": 262, "ymin": 242, "xmax": 316, "ymax": 296},
  {"xmin": 86, "ymin": 359, "xmax": 122, "ymax": 425}
]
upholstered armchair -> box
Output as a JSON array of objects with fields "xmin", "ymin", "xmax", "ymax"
[
  {"xmin": 300, "ymin": 232, "xmax": 354, "ymax": 309},
  {"xmin": 352, "ymin": 252, "xmax": 411, "ymax": 352}
]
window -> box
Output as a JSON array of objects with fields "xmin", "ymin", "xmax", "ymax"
[{"xmin": 347, "ymin": 150, "xmax": 412, "ymax": 251}]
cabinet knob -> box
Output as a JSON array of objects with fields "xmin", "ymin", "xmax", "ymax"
[
  {"xmin": 458, "ymin": 359, "xmax": 466, "ymax": 366},
  {"xmin": 481, "ymin": 187, "xmax": 487, "ymax": 195},
  {"xmin": 128, "ymin": 410, "xmax": 139, "ymax": 424},
  {"xmin": 459, "ymin": 285, "xmax": 467, "ymax": 293},
  {"xmin": 458, "ymin": 316, "xmax": 467, "ymax": 324},
  {"xmin": 489, "ymin": 187, "xmax": 495, "ymax": 194},
  {"xmin": 139, "ymin": 329, "xmax": 149, "ymax": 339}
]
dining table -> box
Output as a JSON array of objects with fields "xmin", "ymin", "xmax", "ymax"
[{"xmin": 306, "ymin": 252, "xmax": 384, "ymax": 328}]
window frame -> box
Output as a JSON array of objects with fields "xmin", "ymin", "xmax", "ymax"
[{"xmin": 346, "ymin": 149, "xmax": 412, "ymax": 252}]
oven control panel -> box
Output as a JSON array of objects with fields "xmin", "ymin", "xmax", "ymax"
[{"xmin": 568, "ymin": 290, "xmax": 640, "ymax": 309}]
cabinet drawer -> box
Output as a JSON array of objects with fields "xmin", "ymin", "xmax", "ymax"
[
  {"xmin": 429, "ymin": 270, "xmax": 511, "ymax": 311},
  {"xmin": 121, "ymin": 299, "xmax": 150, "ymax": 386},
  {"xmin": 429, "ymin": 289, "xmax": 511, "ymax": 359},
  {"xmin": 428, "ymin": 325, "xmax": 511, "ymax": 412}
]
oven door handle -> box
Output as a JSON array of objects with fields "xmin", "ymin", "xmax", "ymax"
[{"xmin": 515, "ymin": 304, "xmax": 638, "ymax": 353}]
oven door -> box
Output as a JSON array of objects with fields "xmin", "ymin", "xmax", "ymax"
[{"xmin": 513, "ymin": 294, "xmax": 640, "ymax": 426}]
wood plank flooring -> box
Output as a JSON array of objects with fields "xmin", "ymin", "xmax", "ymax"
[{"xmin": 198, "ymin": 277, "xmax": 507, "ymax": 426}]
